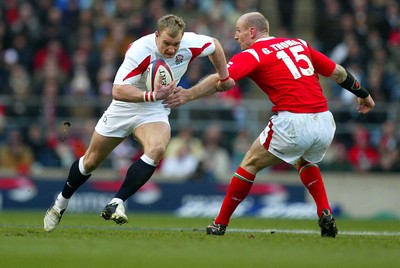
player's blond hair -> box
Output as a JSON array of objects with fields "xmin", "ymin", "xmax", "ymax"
[{"xmin": 157, "ymin": 14, "xmax": 186, "ymax": 38}]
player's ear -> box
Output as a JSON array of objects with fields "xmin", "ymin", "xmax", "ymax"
[
  {"xmin": 155, "ymin": 31, "xmax": 159, "ymax": 37},
  {"xmin": 250, "ymin": 27, "xmax": 256, "ymax": 38}
]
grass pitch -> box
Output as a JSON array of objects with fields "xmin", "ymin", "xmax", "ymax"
[{"xmin": 1, "ymin": 211, "xmax": 399, "ymax": 268}]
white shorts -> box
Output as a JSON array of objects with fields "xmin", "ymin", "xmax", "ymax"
[
  {"xmin": 95, "ymin": 100, "xmax": 170, "ymax": 138},
  {"xmin": 259, "ymin": 111, "xmax": 336, "ymax": 164}
]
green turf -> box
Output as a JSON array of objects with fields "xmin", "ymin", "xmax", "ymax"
[{"xmin": 1, "ymin": 211, "xmax": 399, "ymax": 268}]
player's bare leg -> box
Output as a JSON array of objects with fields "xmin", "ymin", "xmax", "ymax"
[
  {"xmin": 44, "ymin": 132, "xmax": 123, "ymax": 232},
  {"xmin": 207, "ymin": 139, "xmax": 282, "ymax": 235},
  {"xmin": 101, "ymin": 122, "xmax": 171, "ymax": 225}
]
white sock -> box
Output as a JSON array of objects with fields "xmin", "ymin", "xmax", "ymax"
[
  {"xmin": 79, "ymin": 156, "xmax": 91, "ymax": 176},
  {"xmin": 140, "ymin": 154, "xmax": 157, "ymax": 167},
  {"xmin": 54, "ymin": 193, "xmax": 69, "ymax": 210},
  {"xmin": 109, "ymin": 198, "xmax": 123, "ymax": 205}
]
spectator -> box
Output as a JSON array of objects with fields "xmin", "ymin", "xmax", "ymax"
[
  {"xmin": 100, "ymin": 19, "xmax": 133, "ymax": 62},
  {"xmin": 6, "ymin": 64, "xmax": 37, "ymax": 121},
  {"xmin": 9, "ymin": 32, "xmax": 34, "ymax": 70},
  {"xmin": 96, "ymin": 65, "xmax": 115, "ymax": 111},
  {"xmin": 199, "ymin": 0, "xmax": 235, "ymax": 23},
  {"xmin": 367, "ymin": 47, "xmax": 400, "ymax": 102},
  {"xmin": 320, "ymin": 139, "xmax": 353, "ymax": 171},
  {"xmin": 33, "ymin": 38, "xmax": 72, "ymax": 77},
  {"xmin": 25, "ymin": 123, "xmax": 47, "ymax": 166},
  {"xmin": 39, "ymin": 78, "xmax": 62, "ymax": 126},
  {"xmin": 314, "ymin": 0, "xmax": 343, "ymax": 53},
  {"xmin": 231, "ymin": 128, "xmax": 253, "ymax": 168},
  {"xmin": 347, "ymin": 125, "xmax": 379, "ymax": 172},
  {"xmin": 44, "ymin": 125, "xmax": 73, "ymax": 168},
  {"xmin": 277, "ymin": 0, "xmax": 296, "ymax": 34},
  {"xmin": 65, "ymin": 74, "xmax": 97, "ymax": 118},
  {"xmin": 0, "ymin": 107, "xmax": 7, "ymax": 143},
  {"xmin": 375, "ymin": 120, "xmax": 400, "ymax": 172},
  {"xmin": 160, "ymin": 143, "xmax": 200, "ymax": 180},
  {"xmin": 0, "ymin": 127, "xmax": 34, "ymax": 174},
  {"xmin": 199, "ymin": 123, "xmax": 231, "ymax": 182},
  {"xmin": 386, "ymin": 0, "xmax": 400, "ymax": 56},
  {"xmin": 110, "ymin": 137, "xmax": 139, "ymax": 175},
  {"xmin": 164, "ymin": 126, "xmax": 204, "ymax": 161}
]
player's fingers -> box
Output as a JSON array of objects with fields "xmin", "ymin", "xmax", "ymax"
[
  {"xmin": 168, "ymin": 80, "xmax": 177, "ymax": 89},
  {"xmin": 174, "ymin": 86, "xmax": 183, "ymax": 94},
  {"xmin": 358, "ymin": 105, "xmax": 371, "ymax": 114}
]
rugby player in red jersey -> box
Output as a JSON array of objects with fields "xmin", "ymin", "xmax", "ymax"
[{"xmin": 165, "ymin": 12, "xmax": 375, "ymax": 237}]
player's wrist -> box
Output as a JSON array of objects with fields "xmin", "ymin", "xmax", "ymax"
[
  {"xmin": 219, "ymin": 76, "xmax": 230, "ymax": 82},
  {"xmin": 339, "ymin": 70, "xmax": 370, "ymax": 98},
  {"xmin": 143, "ymin": 92, "xmax": 157, "ymax": 102}
]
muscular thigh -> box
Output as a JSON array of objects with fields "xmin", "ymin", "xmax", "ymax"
[
  {"xmin": 84, "ymin": 131, "xmax": 124, "ymax": 170},
  {"xmin": 134, "ymin": 122, "xmax": 171, "ymax": 161},
  {"xmin": 241, "ymin": 138, "xmax": 283, "ymax": 174}
]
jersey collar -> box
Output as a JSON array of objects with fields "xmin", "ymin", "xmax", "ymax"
[{"xmin": 255, "ymin": 36, "xmax": 275, "ymax": 43}]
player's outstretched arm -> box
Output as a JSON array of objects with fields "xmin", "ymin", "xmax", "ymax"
[
  {"xmin": 330, "ymin": 64, "xmax": 375, "ymax": 114},
  {"xmin": 163, "ymin": 74, "xmax": 220, "ymax": 108},
  {"xmin": 209, "ymin": 38, "xmax": 235, "ymax": 91},
  {"xmin": 164, "ymin": 38, "xmax": 237, "ymax": 109}
]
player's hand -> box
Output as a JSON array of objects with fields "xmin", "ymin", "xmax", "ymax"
[
  {"xmin": 216, "ymin": 77, "xmax": 235, "ymax": 92},
  {"xmin": 163, "ymin": 86, "xmax": 189, "ymax": 108},
  {"xmin": 155, "ymin": 79, "xmax": 177, "ymax": 100},
  {"xmin": 357, "ymin": 95, "xmax": 375, "ymax": 114}
]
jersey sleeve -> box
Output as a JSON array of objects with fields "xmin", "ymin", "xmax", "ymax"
[
  {"xmin": 309, "ymin": 46, "xmax": 336, "ymax": 77},
  {"xmin": 183, "ymin": 32, "xmax": 216, "ymax": 58},
  {"xmin": 227, "ymin": 49, "xmax": 260, "ymax": 81},
  {"xmin": 113, "ymin": 39, "xmax": 152, "ymax": 86}
]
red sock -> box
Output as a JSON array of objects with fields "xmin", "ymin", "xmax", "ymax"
[
  {"xmin": 215, "ymin": 167, "xmax": 255, "ymax": 226},
  {"xmin": 298, "ymin": 163, "xmax": 331, "ymax": 217}
]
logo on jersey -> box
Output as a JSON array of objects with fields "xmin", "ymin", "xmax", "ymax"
[{"xmin": 175, "ymin": 54, "xmax": 184, "ymax": 65}]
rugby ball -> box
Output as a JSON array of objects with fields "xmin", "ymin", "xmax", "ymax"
[{"xmin": 145, "ymin": 59, "xmax": 174, "ymax": 92}]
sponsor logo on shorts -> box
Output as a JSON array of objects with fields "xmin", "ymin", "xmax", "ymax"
[
  {"xmin": 272, "ymin": 148, "xmax": 285, "ymax": 155},
  {"xmin": 103, "ymin": 115, "xmax": 107, "ymax": 125}
]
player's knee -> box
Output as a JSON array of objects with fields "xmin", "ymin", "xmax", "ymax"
[
  {"xmin": 83, "ymin": 156, "xmax": 100, "ymax": 173},
  {"xmin": 243, "ymin": 153, "xmax": 256, "ymax": 166},
  {"xmin": 294, "ymin": 158, "xmax": 307, "ymax": 169},
  {"xmin": 147, "ymin": 144, "xmax": 167, "ymax": 162},
  {"xmin": 295, "ymin": 158, "xmax": 318, "ymax": 172},
  {"xmin": 242, "ymin": 152, "xmax": 260, "ymax": 170}
]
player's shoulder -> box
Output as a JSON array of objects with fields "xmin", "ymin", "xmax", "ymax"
[
  {"xmin": 126, "ymin": 33, "xmax": 156, "ymax": 57},
  {"xmin": 181, "ymin": 32, "xmax": 214, "ymax": 47}
]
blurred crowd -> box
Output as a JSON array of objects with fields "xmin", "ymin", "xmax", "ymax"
[{"xmin": 0, "ymin": 0, "xmax": 399, "ymax": 180}]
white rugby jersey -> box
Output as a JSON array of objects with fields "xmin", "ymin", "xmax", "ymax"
[{"xmin": 114, "ymin": 32, "xmax": 216, "ymax": 90}]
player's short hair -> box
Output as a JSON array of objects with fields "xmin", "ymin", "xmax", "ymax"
[
  {"xmin": 245, "ymin": 12, "xmax": 269, "ymax": 34},
  {"xmin": 157, "ymin": 14, "xmax": 186, "ymax": 38}
]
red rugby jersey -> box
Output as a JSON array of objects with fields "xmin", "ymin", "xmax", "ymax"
[{"xmin": 228, "ymin": 37, "xmax": 336, "ymax": 113}]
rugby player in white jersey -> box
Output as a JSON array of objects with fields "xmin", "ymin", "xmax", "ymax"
[{"xmin": 44, "ymin": 14, "xmax": 234, "ymax": 232}]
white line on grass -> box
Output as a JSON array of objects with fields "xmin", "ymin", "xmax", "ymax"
[
  {"xmin": 3, "ymin": 224, "xmax": 400, "ymax": 236},
  {"xmin": 228, "ymin": 228, "xmax": 400, "ymax": 236}
]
